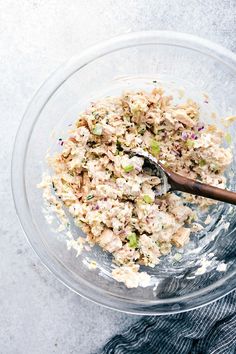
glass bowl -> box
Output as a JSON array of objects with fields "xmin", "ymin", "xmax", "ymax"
[{"xmin": 12, "ymin": 31, "xmax": 236, "ymax": 315}]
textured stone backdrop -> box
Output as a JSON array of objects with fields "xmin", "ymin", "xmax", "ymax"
[{"xmin": 1, "ymin": 1, "xmax": 235, "ymax": 353}]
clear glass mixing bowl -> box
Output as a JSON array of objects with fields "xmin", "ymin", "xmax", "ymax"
[{"xmin": 12, "ymin": 31, "xmax": 236, "ymax": 315}]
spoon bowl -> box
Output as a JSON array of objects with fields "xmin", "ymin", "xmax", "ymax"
[{"xmin": 133, "ymin": 150, "xmax": 236, "ymax": 205}]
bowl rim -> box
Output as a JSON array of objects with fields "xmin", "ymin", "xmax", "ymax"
[{"xmin": 11, "ymin": 30, "xmax": 236, "ymax": 315}]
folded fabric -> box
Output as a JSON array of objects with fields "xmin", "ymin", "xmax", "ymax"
[{"xmin": 101, "ymin": 290, "xmax": 236, "ymax": 354}]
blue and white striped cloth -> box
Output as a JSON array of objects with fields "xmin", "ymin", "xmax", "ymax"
[{"xmin": 102, "ymin": 291, "xmax": 236, "ymax": 354}]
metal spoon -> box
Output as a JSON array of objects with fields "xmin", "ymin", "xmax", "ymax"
[{"xmin": 131, "ymin": 150, "xmax": 236, "ymax": 205}]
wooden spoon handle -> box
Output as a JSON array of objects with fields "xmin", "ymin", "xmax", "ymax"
[{"xmin": 168, "ymin": 172, "xmax": 236, "ymax": 205}]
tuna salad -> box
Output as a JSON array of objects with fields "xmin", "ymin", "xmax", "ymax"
[{"xmin": 38, "ymin": 88, "xmax": 232, "ymax": 288}]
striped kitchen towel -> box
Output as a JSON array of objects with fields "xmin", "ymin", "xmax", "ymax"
[{"xmin": 102, "ymin": 290, "xmax": 236, "ymax": 354}]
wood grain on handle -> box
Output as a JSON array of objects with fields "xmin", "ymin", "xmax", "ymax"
[{"xmin": 167, "ymin": 171, "xmax": 236, "ymax": 205}]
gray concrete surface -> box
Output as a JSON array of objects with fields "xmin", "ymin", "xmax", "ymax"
[{"xmin": 1, "ymin": 0, "xmax": 235, "ymax": 353}]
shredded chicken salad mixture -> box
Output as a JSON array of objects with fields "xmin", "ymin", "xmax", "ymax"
[{"xmin": 38, "ymin": 88, "xmax": 233, "ymax": 288}]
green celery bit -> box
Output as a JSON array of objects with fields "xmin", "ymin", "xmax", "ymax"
[
  {"xmin": 127, "ymin": 233, "xmax": 138, "ymax": 248},
  {"xmin": 199, "ymin": 159, "xmax": 206, "ymax": 167},
  {"xmin": 92, "ymin": 124, "xmax": 103, "ymax": 135},
  {"xmin": 186, "ymin": 139, "xmax": 195, "ymax": 148},
  {"xmin": 143, "ymin": 194, "xmax": 154, "ymax": 204},
  {"xmin": 123, "ymin": 164, "xmax": 134, "ymax": 173},
  {"xmin": 150, "ymin": 139, "xmax": 160, "ymax": 155},
  {"xmin": 86, "ymin": 194, "xmax": 94, "ymax": 200}
]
